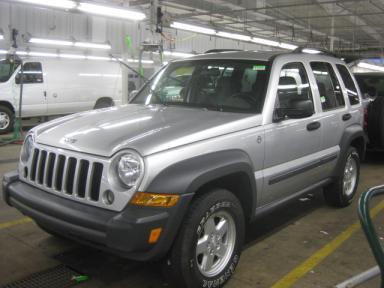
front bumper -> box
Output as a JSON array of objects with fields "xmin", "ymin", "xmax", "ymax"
[{"xmin": 2, "ymin": 171, "xmax": 193, "ymax": 261}]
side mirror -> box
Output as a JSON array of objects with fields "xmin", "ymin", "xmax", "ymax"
[{"xmin": 274, "ymin": 100, "xmax": 314, "ymax": 122}]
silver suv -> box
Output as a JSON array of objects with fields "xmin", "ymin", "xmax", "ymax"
[{"xmin": 3, "ymin": 50, "xmax": 366, "ymax": 288}]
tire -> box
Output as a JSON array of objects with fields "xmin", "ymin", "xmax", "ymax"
[
  {"xmin": 323, "ymin": 147, "xmax": 360, "ymax": 207},
  {"xmin": 367, "ymin": 97, "xmax": 384, "ymax": 149},
  {"xmin": 94, "ymin": 99, "xmax": 113, "ymax": 109},
  {"xmin": 0, "ymin": 105, "xmax": 14, "ymax": 134},
  {"xmin": 164, "ymin": 189, "xmax": 245, "ymax": 288}
]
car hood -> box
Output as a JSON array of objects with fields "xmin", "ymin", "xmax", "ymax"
[{"xmin": 33, "ymin": 104, "xmax": 262, "ymax": 157}]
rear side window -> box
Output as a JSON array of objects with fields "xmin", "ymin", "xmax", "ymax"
[
  {"xmin": 310, "ymin": 62, "xmax": 345, "ymax": 111},
  {"xmin": 16, "ymin": 62, "xmax": 43, "ymax": 84},
  {"xmin": 336, "ymin": 64, "xmax": 360, "ymax": 105}
]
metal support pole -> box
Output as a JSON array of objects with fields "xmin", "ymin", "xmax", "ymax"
[{"xmin": 335, "ymin": 266, "xmax": 380, "ymax": 288}]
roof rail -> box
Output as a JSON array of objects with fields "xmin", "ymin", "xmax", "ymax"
[
  {"xmin": 204, "ymin": 49, "xmax": 243, "ymax": 54},
  {"xmin": 292, "ymin": 46, "xmax": 336, "ymax": 57}
]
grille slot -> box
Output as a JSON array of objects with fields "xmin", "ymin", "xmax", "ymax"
[
  {"xmin": 37, "ymin": 150, "xmax": 47, "ymax": 184},
  {"xmin": 30, "ymin": 149, "xmax": 39, "ymax": 181},
  {"xmin": 77, "ymin": 160, "xmax": 89, "ymax": 198},
  {"xmin": 25, "ymin": 148, "xmax": 104, "ymax": 205},
  {"xmin": 46, "ymin": 153, "xmax": 56, "ymax": 188},
  {"xmin": 55, "ymin": 155, "xmax": 66, "ymax": 191},
  {"xmin": 65, "ymin": 157, "xmax": 77, "ymax": 195},
  {"xmin": 90, "ymin": 163, "xmax": 103, "ymax": 201}
]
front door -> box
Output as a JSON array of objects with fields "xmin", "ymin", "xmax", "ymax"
[
  {"xmin": 262, "ymin": 61, "xmax": 323, "ymax": 205},
  {"xmin": 16, "ymin": 62, "xmax": 47, "ymax": 117}
]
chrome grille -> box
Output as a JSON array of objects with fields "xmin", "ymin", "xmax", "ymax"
[{"xmin": 28, "ymin": 148, "xmax": 103, "ymax": 201}]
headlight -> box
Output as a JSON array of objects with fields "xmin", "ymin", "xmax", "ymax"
[
  {"xmin": 116, "ymin": 152, "xmax": 143, "ymax": 189},
  {"xmin": 21, "ymin": 135, "xmax": 34, "ymax": 164}
]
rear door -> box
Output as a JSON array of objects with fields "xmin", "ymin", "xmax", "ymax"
[
  {"xmin": 16, "ymin": 62, "xmax": 47, "ymax": 117},
  {"xmin": 262, "ymin": 61, "xmax": 323, "ymax": 205},
  {"xmin": 309, "ymin": 62, "xmax": 349, "ymax": 166}
]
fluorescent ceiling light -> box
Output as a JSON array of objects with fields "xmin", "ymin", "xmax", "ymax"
[
  {"xmin": 74, "ymin": 42, "xmax": 111, "ymax": 50},
  {"xmin": 279, "ymin": 43, "xmax": 298, "ymax": 50},
  {"xmin": 78, "ymin": 3, "xmax": 145, "ymax": 20},
  {"xmin": 16, "ymin": 0, "xmax": 76, "ymax": 9},
  {"xmin": 30, "ymin": 38, "xmax": 72, "ymax": 46},
  {"xmin": 29, "ymin": 51, "xmax": 57, "ymax": 57},
  {"xmin": 0, "ymin": 35, "xmax": 4, "ymax": 40},
  {"xmin": 5, "ymin": 50, "xmax": 153, "ymax": 64},
  {"xmin": 30, "ymin": 38, "xmax": 111, "ymax": 50},
  {"xmin": 302, "ymin": 48, "xmax": 321, "ymax": 54},
  {"xmin": 216, "ymin": 31, "xmax": 251, "ymax": 42},
  {"xmin": 357, "ymin": 62, "xmax": 384, "ymax": 72},
  {"xmin": 163, "ymin": 51, "xmax": 195, "ymax": 58},
  {"xmin": 170, "ymin": 22, "xmax": 216, "ymax": 35},
  {"xmin": 251, "ymin": 37, "xmax": 279, "ymax": 47}
]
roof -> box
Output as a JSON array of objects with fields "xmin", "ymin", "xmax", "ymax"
[{"xmin": 175, "ymin": 50, "xmax": 285, "ymax": 62}]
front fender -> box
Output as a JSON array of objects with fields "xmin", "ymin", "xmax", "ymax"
[{"xmin": 146, "ymin": 149, "xmax": 257, "ymax": 216}]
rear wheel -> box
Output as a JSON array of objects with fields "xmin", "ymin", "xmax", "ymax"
[
  {"xmin": 164, "ymin": 189, "xmax": 245, "ymax": 288},
  {"xmin": 0, "ymin": 106, "xmax": 14, "ymax": 134},
  {"xmin": 323, "ymin": 147, "xmax": 360, "ymax": 207}
]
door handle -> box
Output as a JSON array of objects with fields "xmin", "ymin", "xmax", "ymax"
[
  {"xmin": 342, "ymin": 113, "xmax": 352, "ymax": 121},
  {"xmin": 52, "ymin": 93, "xmax": 58, "ymax": 98},
  {"xmin": 307, "ymin": 121, "xmax": 321, "ymax": 131}
]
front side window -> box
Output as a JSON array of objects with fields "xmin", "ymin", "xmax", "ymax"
[
  {"xmin": 16, "ymin": 62, "xmax": 44, "ymax": 84},
  {"xmin": 336, "ymin": 64, "xmax": 360, "ymax": 105},
  {"xmin": 276, "ymin": 62, "xmax": 313, "ymax": 109},
  {"xmin": 131, "ymin": 60, "xmax": 270, "ymax": 114},
  {"xmin": 310, "ymin": 62, "xmax": 345, "ymax": 111},
  {"xmin": 0, "ymin": 59, "xmax": 19, "ymax": 83}
]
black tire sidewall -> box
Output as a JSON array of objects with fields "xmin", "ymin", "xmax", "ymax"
[
  {"xmin": 0, "ymin": 106, "xmax": 14, "ymax": 134},
  {"xmin": 171, "ymin": 190, "xmax": 245, "ymax": 288}
]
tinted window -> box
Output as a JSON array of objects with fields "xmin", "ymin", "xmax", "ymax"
[
  {"xmin": 0, "ymin": 59, "xmax": 19, "ymax": 83},
  {"xmin": 337, "ymin": 64, "xmax": 360, "ymax": 105},
  {"xmin": 276, "ymin": 62, "xmax": 313, "ymax": 109},
  {"xmin": 16, "ymin": 62, "xmax": 43, "ymax": 84},
  {"xmin": 310, "ymin": 62, "xmax": 345, "ymax": 111},
  {"xmin": 132, "ymin": 60, "xmax": 270, "ymax": 114},
  {"xmin": 355, "ymin": 74, "xmax": 384, "ymax": 98}
]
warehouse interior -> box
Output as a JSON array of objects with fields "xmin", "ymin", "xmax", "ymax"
[{"xmin": 1, "ymin": 0, "xmax": 384, "ymax": 288}]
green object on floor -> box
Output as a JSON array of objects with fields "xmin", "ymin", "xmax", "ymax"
[
  {"xmin": 358, "ymin": 185, "xmax": 384, "ymax": 288},
  {"xmin": 73, "ymin": 275, "xmax": 89, "ymax": 283},
  {"xmin": 0, "ymin": 118, "xmax": 22, "ymax": 143}
]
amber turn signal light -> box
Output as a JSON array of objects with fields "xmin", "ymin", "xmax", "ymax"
[
  {"xmin": 148, "ymin": 227, "xmax": 162, "ymax": 244},
  {"xmin": 130, "ymin": 192, "xmax": 180, "ymax": 207}
]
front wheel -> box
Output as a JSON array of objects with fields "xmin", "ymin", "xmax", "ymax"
[
  {"xmin": 0, "ymin": 106, "xmax": 14, "ymax": 134},
  {"xmin": 164, "ymin": 189, "xmax": 245, "ymax": 288},
  {"xmin": 323, "ymin": 147, "xmax": 360, "ymax": 207}
]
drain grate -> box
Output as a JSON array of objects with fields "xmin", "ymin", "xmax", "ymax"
[{"xmin": 1, "ymin": 265, "xmax": 88, "ymax": 288}]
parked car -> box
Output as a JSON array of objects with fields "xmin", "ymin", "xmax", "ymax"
[
  {"xmin": 0, "ymin": 56, "xmax": 125, "ymax": 133},
  {"xmin": 3, "ymin": 50, "xmax": 366, "ymax": 288},
  {"xmin": 354, "ymin": 72, "xmax": 384, "ymax": 150}
]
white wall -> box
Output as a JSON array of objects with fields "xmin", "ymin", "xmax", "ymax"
[{"xmin": 0, "ymin": 1, "xmax": 273, "ymax": 59}]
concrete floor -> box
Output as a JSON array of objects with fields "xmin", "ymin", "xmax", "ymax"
[{"xmin": 1, "ymin": 144, "xmax": 384, "ymax": 288}]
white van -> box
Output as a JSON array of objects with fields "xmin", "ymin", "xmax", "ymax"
[{"xmin": 0, "ymin": 57, "xmax": 125, "ymax": 133}]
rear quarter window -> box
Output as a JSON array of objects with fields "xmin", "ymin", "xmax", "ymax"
[{"xmin": 336, "ymin": 64, "xmax": 360, "ymax": 105}]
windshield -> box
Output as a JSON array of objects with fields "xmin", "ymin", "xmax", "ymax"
[
  {"xmin": 0, "ymin": 59, "xmax": 19, "ymax": 83},
  {"xmin": 131, "ymin": 60, "xmax": 270, "ymax": 113}
]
